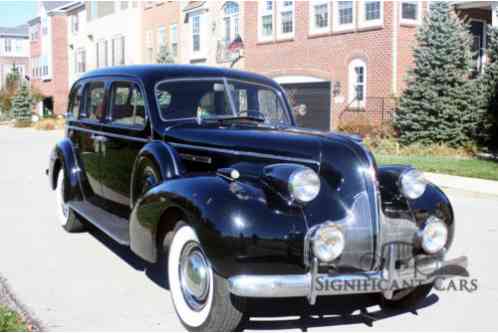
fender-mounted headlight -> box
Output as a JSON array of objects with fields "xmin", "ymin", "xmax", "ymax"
[
  {"xmin": 289, "ymin": 168, "xmax": 321, "ymax": 203},
  {"xmin": 400, "ymin": 169, "xmax": 427, "ymax": 200}
]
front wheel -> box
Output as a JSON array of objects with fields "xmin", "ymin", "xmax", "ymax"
[
  {"xmin": 167, "ymin": 224, "xmax": 245, "ymax": 331},
  {"xmin": 55, "ymin": 169, "xmax": 85, "ymax": 233}
]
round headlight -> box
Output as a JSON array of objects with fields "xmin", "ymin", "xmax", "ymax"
[
  {"xmin": 288, "ymin": 168, "xmax": 321, "ymax": 203},
  {"xmin": 312, "ymin": 224, "xmax": 345, "ymax": 262},
  {"xmin": 400, "ymin": 169, "xmax": 427, "ymax": 200},
  {"xmin": 421, "ymin": 217, "xmax": 448, "ymax": 254}
]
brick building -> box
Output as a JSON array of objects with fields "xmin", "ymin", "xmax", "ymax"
[
  {"xmin": 143, "ymin": 1, "xmax": 181, "ymax": 64},
  {"xmin": 243, "ymin": 1, "xmax": 433, "ymax": 130},
  {"xmin": 0, "ymin": 25, "xmax": 29, "ymax": 91},
  {"xmin": 28, "ymin": 1, "xmax": 71, "ymax": 116}
]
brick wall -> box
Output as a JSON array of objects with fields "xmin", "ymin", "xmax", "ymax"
[
  {"xmin": 244, "ymin": 1, "xmax": 400, "ymax": 129},
  {"xmin": 142, "ymin": 1, "xmax": 180, "ymax": 63}
]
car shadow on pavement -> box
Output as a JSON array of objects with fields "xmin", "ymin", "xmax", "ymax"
[
  {"xmin": 241, "ymin": 294, "xmax": 439, "ymax": 331},
  {"xmin": 87, "ymin": 225, "xmax": 439, "ymax": 331}
]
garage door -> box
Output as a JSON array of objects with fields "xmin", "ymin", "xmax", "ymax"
[{"xmin": 281, "ymin": 82, "xmax": 331, "ymax": 131}]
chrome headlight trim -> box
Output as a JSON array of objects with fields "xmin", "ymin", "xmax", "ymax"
[
  {"xmin": 421, "ymin": 216, "xmax": 448, "ymax": 254},
  {"xmin": 288, "ymin": 168, "xmax": 321, "ymax": 203},
  {"xmin": 400, "ymin": 169, "xmax": 427, "ymax": 200}
]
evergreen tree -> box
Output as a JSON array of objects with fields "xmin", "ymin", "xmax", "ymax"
[
  {"xmin": 394, "ymin": 2, "xmax": 479, "ymax": 147},
  {"xmin": 10, "ymin": 83, "xmax": 32, "ymax": 127},
  {"xmin": 156, "ymin": 45, "xmax": 175, "ymax": 64},
  {"xmin": 477, "ymin": 27, "xmax": 498, "ymax": 149}
]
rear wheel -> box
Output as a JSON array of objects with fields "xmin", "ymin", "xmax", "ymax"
[
  {"xmin": 167, "ymin": 223, "xmax": 245, "ymax": 331},
  {"xmin": 380, "ymin": 283, "xmax": 433, "ymax": 309},
  {"xmin": 56, "ymin": 169, "xmax": 85, "ymax": 233}
]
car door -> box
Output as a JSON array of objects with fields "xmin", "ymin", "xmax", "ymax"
[
  {"xmin": 72, "ymin": 80, "xmax": 107, "ymax": 206},
  {"xmin": 99, "ymin": 79, "xmax": 149, "ymax": 218}
]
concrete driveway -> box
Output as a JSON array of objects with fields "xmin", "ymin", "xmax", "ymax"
[{"xmin": 0, "ymin": 127, "xmax": 497, "ymax": 331}]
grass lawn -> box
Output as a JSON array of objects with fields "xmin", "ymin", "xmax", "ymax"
[
  {"xmin": 375, "ymin": 154, "xmax": 498, "ymax": 181},
  {"xmin": 0, "ymin": 305, "xmax": 29, "ymax": 331}
]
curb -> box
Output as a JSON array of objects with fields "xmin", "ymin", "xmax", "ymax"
[
  {"xmin": 0, "ymin": 274, "xmax": 45, "ymax": 331},
  {"xmin": 424, "ymin": 172, "xmax": 498, "ymax": 197}
]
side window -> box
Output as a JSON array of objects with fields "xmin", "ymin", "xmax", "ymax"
[
  {"xmin": 109, "ymin": 81, "xmax": 146, "ymax": 128},
  {"xmin": 68, "ymin": 84, "xmax": 82, "ymax": 119},
  {"xmin": 81, "ymin": 81, "xmax": 106, "ymax": 121}
]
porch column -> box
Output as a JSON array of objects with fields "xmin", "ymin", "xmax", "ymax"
[{"xmin": 492, "ymin": 2, "xmax": 498, "ymax": 27}]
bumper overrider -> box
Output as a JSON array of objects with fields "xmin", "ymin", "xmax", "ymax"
[{"xmin": 228, "ymin": 249, "xmax": 468, "ymax": 305}]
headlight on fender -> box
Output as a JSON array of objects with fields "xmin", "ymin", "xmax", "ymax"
[
  {"xmin": 421, "ymin": 216, "xmax": 448, "ymax": 254},
  {"xmin": 312, "ymin": 224, "xmax": 345, "ymax": 263},
  {"xmin": 288, "ymin": 168, "xmax": 321, "ymax": 203},
  {"xmin": 400, "ymin": 169, "xmax": 427, "ymax": 200}
]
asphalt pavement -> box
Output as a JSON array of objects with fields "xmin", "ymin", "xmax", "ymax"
[{"xmin": 0, "ymin": 127, "xmax": 496, "ymax": 331}]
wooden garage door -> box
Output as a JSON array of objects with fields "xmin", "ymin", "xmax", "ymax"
[{"xmin": 282, "ymin": 82, "xmax": 331, "ymax": 131}]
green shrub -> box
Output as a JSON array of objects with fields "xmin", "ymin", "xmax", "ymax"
[{"xmin": 0, "ymin": 305, "xmax": 29, "ymax": 331}]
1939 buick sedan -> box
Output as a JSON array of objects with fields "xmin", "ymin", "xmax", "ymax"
[{"xmin": 47, "ymin": 65, "xmax": 467, "ymax": 331}]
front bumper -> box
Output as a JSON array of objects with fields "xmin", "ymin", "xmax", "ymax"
[{"xmin": 228, "ymin": 254, "xmax": 468, "ymax": 305}]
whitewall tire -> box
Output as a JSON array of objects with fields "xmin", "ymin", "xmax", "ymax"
[
  {"xmin": 167, "ymin": 224, "xmax": 244, "ymax": 331},
  {"xmin": 55, "ymin": 169, "xmax": 85, "ymax": 232}
]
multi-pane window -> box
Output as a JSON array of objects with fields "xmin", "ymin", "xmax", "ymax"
[
  {"xmin": 71, "ymin": 14, "xmax": 79, "ymax": 33},
  {"xmin": 170, "ymin": 24, "xmax": 178, "ymax": 57},
  {"xmin": 281, "ymin": 11, "xmax": 293, "ymax": 34},
  {"xmin": 348, "ymin": 59, "xmax": 366, "ymax": 107},
  {"xmin": 310, "ymin": 0, "xmax": 330, "ymax": 33},
  {"xmin": 96, "ymin": 40, "xmax": 108, "ymax": 68},
  {"xmin": 157, "ymin": 26, "xmax": 166, "ymax": 48},
  {"xmin": 365, "ymin": 1, "xmax": 381, "ymax": 21},
  {"xmin": 192, "ymin": 14, "xmax": 201, "ymax": 52},
  {"xmin": 112, "ymin": 36, "xmax": 125, "ymax": 65},
  {"xmin": 259, "ymin": 1, "xmax": 273, "ymax": 40},
  {"xmin": 76, "ymin": 49, "xmax": 86, "ymax": 73},
  {"xmin": 223, "ymin": 2, "xmax": 240, "ymax": 42},
  {"xmin": 401, "ymin": 1, "xmax": 419, "ymax": 22},
  {"xmin": 278, "ymin": 1, "xmax": 294, "ymax": 37},
  {"xmin": 338, "ymin": 1, "xmax": 353, "ymax": 25},
  {"xmin": 4, "ymin": 39, "xmax": 11, "ymax": 53}
]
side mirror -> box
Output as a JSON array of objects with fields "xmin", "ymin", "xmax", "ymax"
[{"xmin": 293, "ymin": 104, "xmax": 307, "ymax": 117}]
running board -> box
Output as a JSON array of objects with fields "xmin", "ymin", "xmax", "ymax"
[{"xmin": 69, "ymin": 201, "xmax": 130, "ymax": 246}]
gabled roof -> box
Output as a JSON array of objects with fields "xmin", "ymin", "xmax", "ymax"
[{"xmin": 0, "ymin": 24, "xmax": 29, "ymax": 38}]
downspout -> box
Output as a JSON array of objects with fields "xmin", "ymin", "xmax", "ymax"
[{"xmin": 391, "ymin": 2, "xmax": 398, "ymax": 96}]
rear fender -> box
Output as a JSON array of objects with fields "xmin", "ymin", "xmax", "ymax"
[{"xmin": 129, "ymin": 175, "xmax": 308, "ymax": 277}]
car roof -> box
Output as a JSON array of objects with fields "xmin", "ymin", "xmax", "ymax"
[{"xmin": 79, "ymin": 64, "xmax": 280, "ymax": 89}]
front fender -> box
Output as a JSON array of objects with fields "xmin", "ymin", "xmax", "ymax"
[
  {"xmin": 129, "ymin": 175, "xmax": 308, "ymax": 277},
  {"xmin": 48, "ymin": 139, "xmax": 82, "ymax": 201},
  {"xmin": 378, "ymin": 165, "xmax": 455, "ymax": 250}
]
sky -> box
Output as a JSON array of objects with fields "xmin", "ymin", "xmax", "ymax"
[{"xmin": 0, "ymin": 1, "xmax": 37, "ymax": 28}]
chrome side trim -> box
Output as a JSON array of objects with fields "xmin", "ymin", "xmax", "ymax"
[
  {"xmin": 68, "ymin": 125, "xmax": 149, "ymax": 143},
  {"xmin": 170, "ymin": 142, "xmax": 319, "ymax": 166}
]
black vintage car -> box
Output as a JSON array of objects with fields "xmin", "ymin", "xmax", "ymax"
[{"xmin": 48, "ymin": 65, "xmax": 467, "ymax": 331}]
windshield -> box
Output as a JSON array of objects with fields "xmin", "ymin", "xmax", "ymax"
[{"xmin": 155, "ymin": 78, "xmax": 292, "ymax": 126}]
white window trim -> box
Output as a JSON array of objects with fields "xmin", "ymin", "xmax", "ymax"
[
  {"xmin": 348, "ymin": 58, "xmax": 367, "ymax": 107},
  {"xmin": 190, "ymin": 11, "xmax": 205, "ymax": 59},
  {"xmin": 276, "ymin": 1, "xmax": 295, "ymax": 40},
  {"xmin": 145, "ymin": 30, "xmax": 153, "ymax": 48},
  {"xmin": 309, "ymin": 0, "xmax": 331, "ymax": 35},
  {"xmin": 170, "ymin": 24, "xmax": 177, "ymax": 56},
  {"xmin": 333, "ymin": 1, "xmax": 356, "ymax": 32},
  {"xmin": 400, "ymin": 1, "xmax": 421, "ymax": 26},
  {"xmin": 359, "ymin": 1, "xmax": 383, "ymax": 29},
  {"xmin": 157, "ymin": 26, "xmax": 166, "ymax": 48},
  {"xmin": 258, "ymin": 1, "xmax": 274, "ymax": 42}
]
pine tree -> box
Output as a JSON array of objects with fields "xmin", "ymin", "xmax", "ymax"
[
  {"xmin": 156, "ymin": 45, "xmax": 175, "ymax": 64},
  {"xmin": 394, "ymin": 2, "xmax": 479, "ymax": 147},
  {"xmin": 477, "ymin": 27, "xmax": 498, "ymax": 149},
  {"xmin": 10, "ymin": 83, "xmax": 32, "ymax": 127}
]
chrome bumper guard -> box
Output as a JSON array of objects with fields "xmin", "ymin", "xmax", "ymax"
[{"xmin": 228, "ymin": 255, "xmax": 468, "ymax": 305}]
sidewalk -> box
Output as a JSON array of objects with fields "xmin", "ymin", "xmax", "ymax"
[{"xmin": 425, "ymin": 172, "xmax": 498, "ymax": 197}]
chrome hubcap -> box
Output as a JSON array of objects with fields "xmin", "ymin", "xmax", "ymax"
[{"xmin": 179, "ymin": 242, "xmax": 211, "ymax": 311}]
